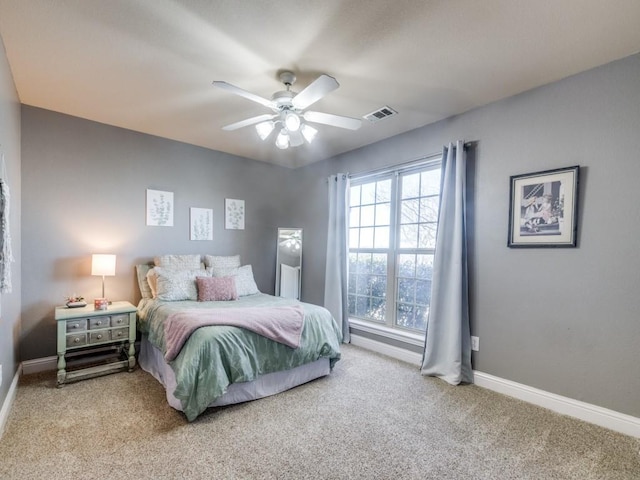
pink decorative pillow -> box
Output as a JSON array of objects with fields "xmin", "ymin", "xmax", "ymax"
[{"xmin": 196, "ymin": 276, "xmax": 238, "ymax": 302}]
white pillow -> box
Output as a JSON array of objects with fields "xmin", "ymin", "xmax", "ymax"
[
  {"xmin": 154, "ymin": 267, "xmax": 209, "ymax": 301},
  {"xmin": 211, "ymin": 264, "xmax": 259, "ymax": 297},
  {"xmin": 154, "ymin": 254, "xmax": 201, "ymax": 270},
  {"xmin": 204, "ymin": 254, "xmax": 241, "ymax": 273}
]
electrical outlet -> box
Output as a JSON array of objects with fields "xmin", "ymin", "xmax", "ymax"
[{"xmin": 471, "ymin": 336, "xmax": 480, "ymax": 352}]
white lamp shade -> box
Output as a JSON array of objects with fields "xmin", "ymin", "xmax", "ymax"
[
  {"xmin": 255, "ymin": 121, "xmax": 275, "ymax": 140},
  {"xmin": 275, "ymin": 130, "xmax": 289, "ymax": 149},
  {"xmin": 301, "ymin": 124, "xmax": 318, "ymax": 143},
  {"xmin": 284, "ymin": 112, "xmax": 301, "ymax": 132},
  {"xmin": 91, "ymin": 254, "xmax": 116, "ymax": 276}
]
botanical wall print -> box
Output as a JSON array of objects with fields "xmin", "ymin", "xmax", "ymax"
[
  {"xmin": 190, "ymin": 207, "xmax": 213, "ymax": 241},
  {"xmin": 508, "ymin": 165, "xmax": 579, "ymax": 247},
  {"xmin": 225, "ymin": 198, "xmax": 245, "ymax": 230},
  {"xmin": 146, "ymin": 189, "xmax": 174, "ymax": 226}
]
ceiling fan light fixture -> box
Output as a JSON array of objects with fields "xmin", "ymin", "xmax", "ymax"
[
  {"xmin": 284, "ymin": 112, "xmax": 301, "ymax": 132},
  {"xmin": 301, "ymin": 124, "xmax": 318, "ymax": 143},
  {"xmin": 288, "ymin": 129, "xmax": 304, "ymax": 147},
  {"xmin": 215, "ymin": 70, "xmax": 358, "ymax": 151},
  {"xmin": 255, "ymin": 121, "xmax": 275, "ymax": 140},
  {"xmin": 275, "ymin": 130, "xmax": 289, "ymax": 149}
]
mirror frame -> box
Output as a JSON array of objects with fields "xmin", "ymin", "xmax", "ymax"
[{"xmin": 275, "ymin": 228, "xmax": 302, "ymax": 300}]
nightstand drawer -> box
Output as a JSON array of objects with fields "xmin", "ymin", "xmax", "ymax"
[
  {"xmin": 89, "ymin": 317, "xmax": 110, "ymax": 329},
  {"xmin": 66, "ymin": 333, "xmax": 88, "ymax": 348},
  {"xmin": 66, "ymin": 320, "xmax": 87, "ymax": 333},
  {"xmin": 111, "ymin": 327, "xmax": 129, "ymax": 341},
  {"xmin": 89, "ymin": 331, "xmax": 110, "ymax": 344},
  {"xmin": 110, "ymin": 314, "xmax": 129, "ymax": 327}
]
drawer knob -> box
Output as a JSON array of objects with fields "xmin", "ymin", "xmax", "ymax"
[
  {"xmin": 72, "ymin": 324, "xmax": 79, "ymax": 329},
  {"xmin": 97, "ymin": 334, "xmax": 102, "ymax": 340},
  {"xmin": 96, "ymin": 320, "xmax": 102, "ymax": 326},
  {"xmin": 74, "ymin": 337, "xmax": 80, "ymax": 343}
]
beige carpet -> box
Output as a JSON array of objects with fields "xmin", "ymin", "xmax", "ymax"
[{"xmin": 1, "ymin": 344, "xmax": 638, "ymax": 479}]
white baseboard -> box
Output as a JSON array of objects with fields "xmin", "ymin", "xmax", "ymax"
[
  {"xmin": 0, "ymin": 364, "xmax": 21, "ymax": 440},
  {"xmin": 473, "ymin": 371, "xmax": 640, "ymax": 439},
  {"xmin": 21, "ymin": 356, "xmax": 57, "ymax": 375},
  {"xmin": 350, "ymin": 334, "xmax": 640, "ymax": 439},
  {"xmin": 21, "ymin": 342, "xmax": 142, "ymax": 376},
  {"xmin": 350, "ymin": 333, "xmax": 422, "ymax": 366}
]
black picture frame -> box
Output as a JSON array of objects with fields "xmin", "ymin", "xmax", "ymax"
[{"xmin": 508, "ymin": 166, "xmax": 580, "ymax": 248}]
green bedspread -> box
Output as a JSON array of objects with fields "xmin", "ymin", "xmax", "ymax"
[{"xmin": 138, "ymin": 294, "xmax": 342, "ymax": 421}]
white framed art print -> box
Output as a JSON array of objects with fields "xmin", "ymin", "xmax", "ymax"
[
  {"xmin": 146, "ymin": 189, "xmax": 174, "ymax": 226},
  {"xmin": 225, "ymin": 198, "xmax": 245, "ymax": 230},
  {"xmin": 190, "ymin": 207, "xmax": 213, "ymax": 240}
]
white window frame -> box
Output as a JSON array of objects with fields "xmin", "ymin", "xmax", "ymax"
[{"xmin": 348, "ymin": 156, "xmax": 442, "ymax": 337}]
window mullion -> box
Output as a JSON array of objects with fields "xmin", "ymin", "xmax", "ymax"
[{"xmin": 385, "ymin": 173, "xmax": 399, "ymax": 327}]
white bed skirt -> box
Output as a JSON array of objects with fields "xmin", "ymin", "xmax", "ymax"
[{"xmin": 139, "ymin": 334, "xmax": 331, "ymax": 412}]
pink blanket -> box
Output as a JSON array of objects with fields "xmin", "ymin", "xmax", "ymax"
[{"xmin": 163, "ymin": 305, "xmax": 304, "ymax": 362}]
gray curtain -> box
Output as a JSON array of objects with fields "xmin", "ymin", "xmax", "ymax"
[
  {"xmin": 324, "ymin": 173, "xmax": 350, "ymax": 343},
  {"xmin": 421, "ymin": 141, "xmax": 472, "ymax": 384}
]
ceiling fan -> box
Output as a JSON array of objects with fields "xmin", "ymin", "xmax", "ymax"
[{"xmin": 213, "ymin": 71, "xmax": 362, "ymax": 149}]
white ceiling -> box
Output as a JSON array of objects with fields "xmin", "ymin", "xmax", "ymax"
[{"xmin": 1, "ymin": 1, "xmax": 639, "ymax": 168}]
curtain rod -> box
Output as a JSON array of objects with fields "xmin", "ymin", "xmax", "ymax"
[
  {"xmin": 349, "ymin": 152, "xmax": 440, "ymax": 181},
  {"xmin": 349, "ymin": 141, "xmax": 476, "ymax": 181},
  {"xmin": 327, "ymin": 141, "xmax": 477, "ymax": 182}
]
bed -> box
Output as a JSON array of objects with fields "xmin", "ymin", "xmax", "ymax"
[{"xmin": 135, "ymin": 255, "xmax": 342, "ymax": 421}]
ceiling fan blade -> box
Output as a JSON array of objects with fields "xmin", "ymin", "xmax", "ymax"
[
  {"xmin": 288, "ymin": 129, "xmax": 304, "ymax": 147},
  {"xmin": 292, "ymin": 74, "xmax": 339, "ymax": 110},
  {"xmin": 213, "ymin": 81, "xmax": 275, "ymax": 109},
  {"xmin": 303, "ymin": 111, "xmax": 362, "ymax": 130},
  {"xmin": 222, "ymin": 114, "xmax": 276, "ymax": 131}
]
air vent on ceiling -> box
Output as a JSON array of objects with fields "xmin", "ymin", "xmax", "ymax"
[{"xmin": 363, "ymin": 106, "xmax": 398, "ymax": 123}]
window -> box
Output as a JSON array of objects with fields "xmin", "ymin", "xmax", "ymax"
[{"xmin": 348, "ymin": 160, "xmax": 441, "ymax": 333}]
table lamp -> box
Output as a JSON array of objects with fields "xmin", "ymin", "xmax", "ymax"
[{"xmin": 91, "ymin": 254, "xmax": 116, "ymax": 304}]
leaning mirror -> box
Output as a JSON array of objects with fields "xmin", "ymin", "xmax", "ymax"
[{"xmin": 275, "ymin": 228, "xmax": 302, "ymax": 300}]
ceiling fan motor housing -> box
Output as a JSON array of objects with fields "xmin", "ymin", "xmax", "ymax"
[{"xmin": 271, "ymin": 90, "xmax": 296, "ymax": 111}]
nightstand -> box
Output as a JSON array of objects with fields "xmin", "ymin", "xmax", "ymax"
[{"xmin": 55, "ymin": 300, "xmax": 137, "ymax": 386}]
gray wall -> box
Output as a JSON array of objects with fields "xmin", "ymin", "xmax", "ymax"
[
  {"xmin": 21, "ymin": 106, "xmax": 293, "ymax": 361},
  {"xmin": 0, "ymin": 35, "xmax": 21, "ymax": 407},
  {"xmin": 292, "ymin": 54, "xmax": 640, "ymax": 418}
]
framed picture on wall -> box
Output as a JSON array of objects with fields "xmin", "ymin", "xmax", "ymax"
[
  {"xmin": 225, "ymin": 198, "xmax": 245, "ymax": 230},
  {"xmin": 508, "ymin": 166, "xmax": 580, "ymax": 248},
  {"xmin": 146, "ymin": 189, "xmax": 174, "ymax": 226},
  {"xmin": 190, "ymin": 207, "xmax": 213, "ymax": 240}
]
